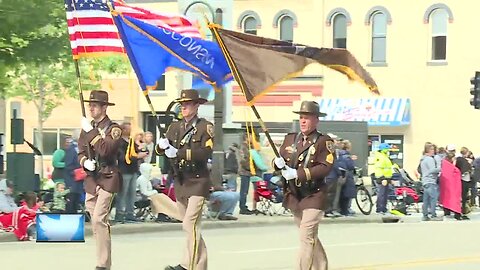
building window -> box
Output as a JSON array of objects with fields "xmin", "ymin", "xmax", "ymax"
[
  {"xmin": 279, "ymin": 15, "xmax": 294, "ymax": 42},
  {"xmin": 215, "ymin": 8, "xmax": 223, "ymax": 26},
  {"xmin": 33, "ymin": 128, "xmax": 76, "ymax": 156},
  {"xmin": 333, "ymin": 14, "xmax": 347, "ymax": 48},
  {"xmin": 243, "ymin": 16, "xmax": 258, "ymax": 35},
  {"xmin": 431, "ymin": 9, "xmax": 448, "ymax": 60},
  {"xmin": 153, "ymin": 75, "xmax": 165, "ymax": 91},
  {"xmin": 371, "ymin": 12, "xmax": 387, "ymax": 62}
]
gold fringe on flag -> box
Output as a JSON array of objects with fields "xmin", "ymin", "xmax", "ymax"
[{"xmin": 125, "ymin": 137, "xmax": 138, "ymax": 165}]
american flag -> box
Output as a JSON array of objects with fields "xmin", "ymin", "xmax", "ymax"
[{"xmin": 65, "ymin": 0, "xmax": 201, "ymax": 59}]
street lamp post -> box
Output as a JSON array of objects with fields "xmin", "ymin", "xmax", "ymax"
[{"xmin": 182, "ymin": 1, "xmax": 225, "ymax": 187}]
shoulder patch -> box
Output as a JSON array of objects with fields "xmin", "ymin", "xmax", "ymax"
[
  {"xmin": 326, "ymin": 153, "xmax": 334, "ymax": 164},
  {"xmin": 206, "ymin": 124, "xmax": 214, "ymax": 138},
  {"xmin": 326, "ymin": 140, "xmax": 334, "ymax": 153},
  {"xmin": 111, "ymin": 127, "xmax": 122, "ymax": 140}
]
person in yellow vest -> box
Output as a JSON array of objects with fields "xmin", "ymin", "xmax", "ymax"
[{"xmin": 374, "ymin": 143, "xmax": 394, "ymax": 214}]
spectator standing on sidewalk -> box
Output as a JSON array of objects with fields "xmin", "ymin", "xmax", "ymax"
[
  {"xmin": 420, "ymin": 143, "xmax": 442, "ymax": 221},
  {"xmin": 456, "ymin": 147, "xmax": 473, "ymax": 218},
  {"xmin": 51, "ymin": 143, "xmax": 66, "ymax": 184},
  {"xmin": 238, "ymin": 134, "xmax": 254, "ymax": 215},
  {"xmin": 324, "ymin": 135, "xmax": 341, "ymax": 218},
  {"xmin": 472, "ymin": 155, "xmax": 480, "ymax": 206},
  {"xmin": 435, "ymin": 146, "xmax": 447, "ymax": 165},
  {"xmin": 223, "ymin": 143, "xmax": 239, "ymax": 191},
  {"xmin": 466, "ymin": 151, "xmax": 477, "ymax": 207},
  {"xmin": 116, "ymin": 123, "xmax": 147, "ymax": 223},
  {"xmin": 143, "ymin": 131, "xmax": 156, "ymax": 164},
  {"xmin": 440, "ymin": 152, "xmax": 464, "ymax": 220},
  {"xmin": 337, "ymin": 140, "xmax": 357, "ymax": 216},
  {"xmin": 374, "ymin": 143, "xmax": 394, "ymax": 214},
  {"xmin": 64, "ymin": 137, "xmax": 84, "ymax": 214}
]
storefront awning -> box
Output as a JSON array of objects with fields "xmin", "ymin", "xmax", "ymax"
[{"xmin": 318, "ymin": 98, "xmax": 411, "ymax": 126}]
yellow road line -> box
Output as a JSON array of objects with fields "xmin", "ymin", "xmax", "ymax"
[{"xmin": 338, "ymin": 255, "xmax": 480, "ymax": 270}]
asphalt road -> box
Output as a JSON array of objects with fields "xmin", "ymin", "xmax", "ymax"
[{"xmin": 2, "ymin": 218, "xmax": 480, "ymax": 270}]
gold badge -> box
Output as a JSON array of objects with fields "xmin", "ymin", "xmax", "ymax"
[
  {"xmin": 285, "ymin": 146, "xmax": 294, "ymax": 154},
  {"xmin": 111, "ymin": 127, "xmax": 122, "ymax": 140},
  {"xmin": 309, "ymin": 146, "xmax": 316, "ymax": 155},
  {"xmin": 206, "ymin": 124, "xmax": 214, "ymax": 138},
  {"xmin": 326, "ymin": 141, "xmax": 334, "ymax": 153},
  {"xmin": 326, "ymin": 153, "xmax": 334, "ymax": 164}
]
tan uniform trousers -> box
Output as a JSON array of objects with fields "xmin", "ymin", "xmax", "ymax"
[
  {"xmin": 293, "ymin": 209, "xmax": 328, "ymax": 270},
  {"xmin": 149, "ymin": 193, "xmax": 183, "ymax": 221},
  {"xmin": 177, "ymin": 196, "xmax": 207, "ymax": 270},
  {"xmin": 85, "ymin": 186, "xmax": 115, "ymax": 269}
]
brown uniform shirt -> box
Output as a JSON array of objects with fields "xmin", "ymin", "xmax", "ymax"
[
  {"xmin": 156, "ymin": 116, "xmax": 214, "ymax": 201},
  {"xmin": 278, "ymin": 131, "xmax": 334, "ymax": 212},
  {"xmin": 78, "ymin": 116, "xmax": 123, "ymax": 195}
]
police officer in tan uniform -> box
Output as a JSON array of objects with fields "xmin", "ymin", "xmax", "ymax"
[
  {"xmin": 156, "ymin": 89, "xmax": 214, "ymax": 270},
  {"xmin": 78, "ymin": 90, "xmax": 122, "ymax": 270},
  {"xmin": 274, "ymin": 101, "xmax": 335, "ymax": 270}
]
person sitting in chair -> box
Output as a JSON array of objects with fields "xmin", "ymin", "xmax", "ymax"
[
  {"xmin": 136, "ymin": 163, "xmax": 182, "ymax": 223},
  {"xmin": 208, "ymin": 183, "xmax": 240, "ymax": 221},
  {"xmin": 0, "ymin": 180, "xmax": 37, "ymax": 241}
]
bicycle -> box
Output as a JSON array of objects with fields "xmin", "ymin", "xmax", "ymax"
[{"xmin": 354, "ymin": 168, "xmax": 374, "ymax": 215}]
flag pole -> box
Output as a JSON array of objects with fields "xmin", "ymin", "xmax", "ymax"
[
  {"xmin": 207, "ymin": 23, "xmax": 281, "ymax": 158},
  {"xmin": 143, "ymin": 91, "xmax": 165, "ymax": 138},
  {"xmin": 73, "ymin": 59, "xmax": 93, "ymax": 160},
  {"xmin": 74, "ymin": 59, "xmax": 87, "ymax": 117},
  {"xmin": 69, "ymin": 1, "xmax": 93, "ymax": 159}
]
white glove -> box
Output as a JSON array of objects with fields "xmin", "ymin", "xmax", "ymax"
[
  {"xmin": 81, "ymin": 117, "xmax": 93, "ymax": 133},
  {"xmin": 281, "ymin": 165, "xmax": 298, "ymax": 181},
  {"xmin": 83, "ymin": 159, "xmax": 96, "ymax": 171},
  {"xmin": 165, "ymin": 146, "xmax": 178, "ymax": 158},
  {"xmin": 157, "ymin": 138, "xmax": 170, "ymax": 149},
  {"xmin": 274, "ymin": 157, "xmax": 286, "ymax": 169}
]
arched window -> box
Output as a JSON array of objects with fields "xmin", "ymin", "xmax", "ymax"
[
  {"xmin": 279, "ymin": 15, "xmax": 294, "ymax": 42},
  {"xmin": 333, "ymin": 14, "xmax": 347, "ymax": 48},
  {"xmin": 243, "ymin": 16, "xmax": 257, "ymax": 35},
  {"xmin": 214, "ymin": 8, "xmax": 223, "ymax": 26},
  {"xmin": 430, "ymin": 9, "xmax": 448, "ymax": 60},
  {"xmin": 371, "ymin": 12, "xmax": 387, "ymax": 62}
]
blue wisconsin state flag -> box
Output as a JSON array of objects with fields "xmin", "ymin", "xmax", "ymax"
[{"xmin": 112, "ymin": 12, "xmax": 232, "ymax": 91}]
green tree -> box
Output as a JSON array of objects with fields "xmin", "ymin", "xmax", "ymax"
[
  {"xmin": 5, "ymin": 60, "xmax": 99, "ymax": 174},
  {"xmin": 1, "ymin": 0, "xmax": 130, "ymax": 176},
  {"xmin": 0, "ymin": 0, "xmax": 69, "ymax": 96}
]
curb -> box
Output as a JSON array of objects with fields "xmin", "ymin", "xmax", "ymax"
[{"xmin": 0, "ymin": 215, "xmax": 384, "ymax": 242}]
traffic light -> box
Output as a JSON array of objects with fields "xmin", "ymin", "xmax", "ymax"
[{"xmin": 470, "ymin": 71, "xmax": 480, "ymax": 109}]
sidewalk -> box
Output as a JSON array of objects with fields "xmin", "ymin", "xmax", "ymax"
[{"xmin": 0, "ymin": 213, "xmax": 383, "ymax": 242}]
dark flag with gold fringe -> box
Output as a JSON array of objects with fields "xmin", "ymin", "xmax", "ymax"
[{"xmin": 211, "ymin": 27, "xmax": 379, "ymax": 104}]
